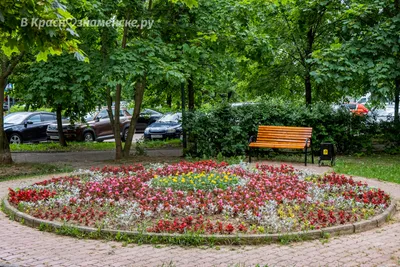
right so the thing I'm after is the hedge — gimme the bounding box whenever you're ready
[184,100,398,157]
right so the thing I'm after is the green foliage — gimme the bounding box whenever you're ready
[9,142,116,152]
[311,0,400,116]
[0,0,84,60]
[11,53,103,122]
[9,139,181,152]
[135,141,147,156]
[184,99,384,157]
[0,163,73,182]
[9,105,52,113]
[379,121,400,153]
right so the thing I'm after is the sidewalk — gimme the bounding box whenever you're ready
[0,161,399,267]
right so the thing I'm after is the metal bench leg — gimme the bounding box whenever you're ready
[311,147,314,164]
[304,146,308,166]
[249,148,252,163]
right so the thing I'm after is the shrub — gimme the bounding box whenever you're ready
[184,99,382,157]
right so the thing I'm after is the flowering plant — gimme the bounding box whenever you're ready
[150,171,244,191]
[8,160,390,235]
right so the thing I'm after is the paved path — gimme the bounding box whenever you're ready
[1,166,400,267]
[11,149,183,164]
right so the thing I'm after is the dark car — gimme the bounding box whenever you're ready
[144,113,182,140]
[4,112,57,144]
[127,108,163,133]
[47,109,132,142]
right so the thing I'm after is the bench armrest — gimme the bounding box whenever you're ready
[249,135,256,143]
[305,138,310,147]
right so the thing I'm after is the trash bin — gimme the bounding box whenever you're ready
[318,142,336,166]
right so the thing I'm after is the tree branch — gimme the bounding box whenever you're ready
[1,52,25,79]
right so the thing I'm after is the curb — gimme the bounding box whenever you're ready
[2,198,396,245]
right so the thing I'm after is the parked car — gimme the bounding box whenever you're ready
[127,108,163,133]
[144,113,182,140]
[344,103,369,115]
[4,112,57,144]
[369,105,395,122]
[46,109,132,142]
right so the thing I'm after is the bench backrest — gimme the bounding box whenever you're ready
[256,126,312,143]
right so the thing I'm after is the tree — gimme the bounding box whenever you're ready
[11,53,103,146]
[95,0,199,160]
[224,0,346,105]
[0,0,83,163]
[312,0,400,121]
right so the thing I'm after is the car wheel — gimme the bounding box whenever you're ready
[122,128,129,142]
[9,133,23,144]
[83,132,95,142]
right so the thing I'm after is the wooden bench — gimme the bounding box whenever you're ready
[248,126,314,166]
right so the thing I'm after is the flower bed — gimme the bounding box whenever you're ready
[8,160,391,235]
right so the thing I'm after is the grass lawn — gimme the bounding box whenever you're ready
[10,139,182,152]
[0,163,73,182]
[256,152,400,184]
[333,154,400,184]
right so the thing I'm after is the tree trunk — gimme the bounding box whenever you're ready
[113,84,123,160]
[305,28,314,106]
[56,106,67,147]
[188,76,194,111]
[111,13,130,160]
[167,93,172,108]
[0,52,23,164]
[305,73,312,106]
[0,76,12,164]
[123,77,146,157]
[395,77,400,123]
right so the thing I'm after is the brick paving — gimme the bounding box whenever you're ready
[1,167,400,267]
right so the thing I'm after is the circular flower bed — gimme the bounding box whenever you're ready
[8,160,391,235]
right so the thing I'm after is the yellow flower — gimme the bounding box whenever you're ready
[181,178,186,183]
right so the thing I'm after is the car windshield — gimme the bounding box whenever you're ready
[158,113,181,123]
[127,108,158,115]
[84,112,95,121]
[4,113,27,124]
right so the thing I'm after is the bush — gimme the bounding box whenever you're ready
[379,120,400,154]
[184,99,382,157]
[9,104,52,113]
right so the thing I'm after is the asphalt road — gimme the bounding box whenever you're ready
[12,148,183,163]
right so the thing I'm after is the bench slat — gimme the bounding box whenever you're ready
[258,126,312,130]
[257,134,311,139]
[249,143,306,149]
[256,138,310,144]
